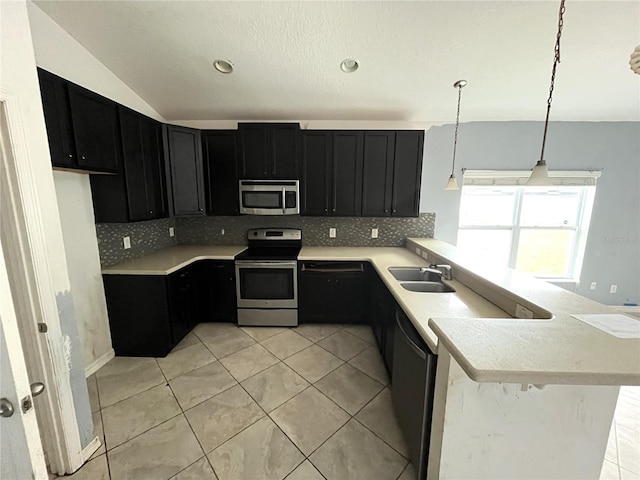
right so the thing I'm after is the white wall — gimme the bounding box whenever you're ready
[27,2,167,372]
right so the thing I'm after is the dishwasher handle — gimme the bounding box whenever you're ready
[396,310,426,360]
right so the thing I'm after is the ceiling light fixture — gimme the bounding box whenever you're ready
[445,79,467,191]
[213,60,233,74]
[527,0,566,186]
[340,59,359,73]
[630,45,640,75]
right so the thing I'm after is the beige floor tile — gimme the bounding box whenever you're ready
[171,332,202,352]
[317,330,369,361]
[617,423,640,474]
[87,375,100,413]
[261,330,313,360]
[310,419,407,480]
[294,324,340,343]
[102,383,181,450]
[241,326,288,342]
[286,460,324,480]
[355,388,409,458]
[208,416,304,480]
[620,466,639,480]
[348,346,390,386]
[108,416,203,480]
[169,361,237,410]
[185,384,264,453]
[606,423,619,464]
[284,345,343,383]
[616,394,640,433]
[89,410,105,460]
[200,328,256,359]
[219,343,279,382]
[157,343,216,381]
[65,454,109,480]
[192,322,237,340]
[621,386,640,402]
[600,460,620,480]
[171,456,218,480]
[270,387,350,456]
[398,462,417,480]
[241,363,309,412]
[315,364,384,415]
[340,324,377,345]
[96,357,165,408]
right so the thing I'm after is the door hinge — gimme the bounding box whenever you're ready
[37,323,48,333]
[21,396,33,413]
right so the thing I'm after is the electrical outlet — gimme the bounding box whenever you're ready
[371,228,378,239]
[415,247,421,255]
[329,228,336,238]
[123,236,131,249]
[221,229,225,235]
[515,304,534,319]
[590,282,597,290]
[169,227,175,237]
[422,251,429,260]
[610,284,618,294]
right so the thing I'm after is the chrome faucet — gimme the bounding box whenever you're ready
[429,264,453,281]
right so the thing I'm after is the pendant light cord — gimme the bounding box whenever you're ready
[451,83,463,176]
[539,0,566,163]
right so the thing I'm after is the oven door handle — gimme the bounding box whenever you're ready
[282,187,286,214]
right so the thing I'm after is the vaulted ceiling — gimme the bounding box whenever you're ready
[34,1,640,122]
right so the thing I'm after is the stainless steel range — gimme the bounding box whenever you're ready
[234,228,302,326]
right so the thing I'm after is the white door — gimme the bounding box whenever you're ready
[0,237,48,480]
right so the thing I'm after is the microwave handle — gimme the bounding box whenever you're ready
[282,187,286,214]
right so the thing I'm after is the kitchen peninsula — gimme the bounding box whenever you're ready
[102,238,640,479]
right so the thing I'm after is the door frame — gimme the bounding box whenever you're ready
[1,88,84,474]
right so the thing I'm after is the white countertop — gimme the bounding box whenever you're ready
[102,245,246,275]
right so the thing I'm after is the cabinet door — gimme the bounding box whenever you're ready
[271,124,300,178]
[68,85,120,173]
[362,132,395,216]
[168,267,198,345]
[140,117,168,219]
[334,271,368,324]
[210,262,237,322]
[37,68,77,169]
[332,131,364,216]
[391,131,424,217]
[301,131,332,215]
[202,131,239,215]
[119,108,150,220]
[166,125,205,216]
[299,271,333,323]
[238,124,269,178]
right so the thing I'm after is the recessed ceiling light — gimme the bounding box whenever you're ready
[340,59,359,73]
[213,60,233,74]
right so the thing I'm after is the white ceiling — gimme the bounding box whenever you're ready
[34,1,640,123]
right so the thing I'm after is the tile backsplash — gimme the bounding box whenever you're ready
[96,218,177,267]
[176,213,435,247]
[96,214,435,267]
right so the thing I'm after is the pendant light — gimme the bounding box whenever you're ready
[445,79,467,191]
[527,0,566,186]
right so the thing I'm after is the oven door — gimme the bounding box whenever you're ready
[235,261,298,309]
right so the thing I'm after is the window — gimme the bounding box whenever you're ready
[456,170,599,281]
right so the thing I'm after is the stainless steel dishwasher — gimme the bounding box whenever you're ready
[392,309,437,480]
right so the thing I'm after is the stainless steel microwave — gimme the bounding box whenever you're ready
[239,180,300,215]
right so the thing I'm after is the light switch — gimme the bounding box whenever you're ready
[371,228,378,239]
[169,227,175,237]
[329,228,336,238]
[610,284,618,294]
[123,236,131,249]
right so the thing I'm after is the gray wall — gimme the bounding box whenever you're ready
[420,121,640,306]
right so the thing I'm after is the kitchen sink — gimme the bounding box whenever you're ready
[388,267,444,282]
[400,281,456,293]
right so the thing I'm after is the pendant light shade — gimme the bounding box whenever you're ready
[526,0,566,186]
[445,79,467,191]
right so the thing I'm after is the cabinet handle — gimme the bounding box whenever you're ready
[384,209,389,213]
[392,209,396,213]
[324,208,328,212]
[81,156,86,160]
[149,210,153,214]
[332,208,336,212]
[68,154,74,159]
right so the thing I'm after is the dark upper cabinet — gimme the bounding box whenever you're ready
[238,123,300,179]
[362,130,424,217]
[301,131,332,215]
[165,125,206,216]
[202,131,239,215]
[37,68,120,173]
[90,107,167,223]
[301,131,364,216]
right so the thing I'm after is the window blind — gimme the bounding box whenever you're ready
[462,169,602,186]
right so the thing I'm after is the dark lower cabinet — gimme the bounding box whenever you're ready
[370,270,397,376]
[299,262,368,324]
[103,264,203,357]
[198,261,237,322]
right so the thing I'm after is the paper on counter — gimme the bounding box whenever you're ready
[571,314,640,339]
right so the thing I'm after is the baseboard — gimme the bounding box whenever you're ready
[84,348,114,378]
[82,436,101,462]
